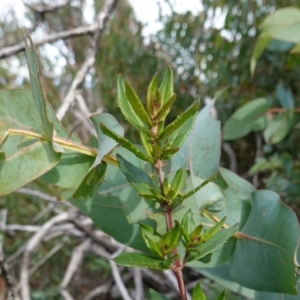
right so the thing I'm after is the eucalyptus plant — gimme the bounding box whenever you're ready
[0,37,299,299]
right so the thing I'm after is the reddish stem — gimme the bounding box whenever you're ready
[154,160,187,300]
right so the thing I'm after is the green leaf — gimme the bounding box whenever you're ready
[158,221,181,254]
[215,291,226,300]
[180,172,217,202]
[167,113,197,151]
[196,265,255,299]
[101,123,153,163]
[260,7,300,43]
[171,102,220,179]
[117,75,144,129]
[187,225,238,262]
[0,139,61,196]
[90,113,124,166]
[159,100,200,140]
[0,122,8,146]
[73,163,107,200]
[263,112,300,144]
[140,223,163,257]
[168,168,184,199]
[276,82,295,109]
[147,73,158,115]
[24,35,54,143]
[125,81,152,127]
[41,152,94,189]
[192,283,206,300]
[223,98,270,140]
[181,210,195,243]
[113,252,171,270]
[201,217,226,242]
[71,185,148,252]
[154,93,177,122]
[159,67,173,105]
[148,289,171,300]
[72,114,123,199]
[229,190,299,294]
[291,41,300,53]
[117,154,157,194]
[255,281,300,300]
[250,33,272,75]
[190,224,203,243]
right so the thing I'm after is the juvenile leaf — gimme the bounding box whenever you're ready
[187,225,238,262]
[181,172,217,201]
[163,178,169,195]
[25,36,54,142]
[160,100,200,140]
[138,126,153,157]
[91,113,124,166]
[215,291,226,300]
[159,67,173,105]
[140,224,160,246]
[201,217,226,242]
[145,235,164,258]
[117,154,157,194]
[154,93,177,121]
[181,210,195,243]
[147,73,158,114]
[158,221,181,254]
[192,283,206,300]
[161,146,179,159]
[125,81,152,127]
[101,123,153,163]
[168,168,184,199]
[164,114,196,156]
[190,224,203,243]
[113,252,171,270]
[117,76,144,129]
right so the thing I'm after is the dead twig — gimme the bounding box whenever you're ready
[56,0,118,120]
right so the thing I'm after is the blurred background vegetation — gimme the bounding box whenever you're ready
[1,0,300,299]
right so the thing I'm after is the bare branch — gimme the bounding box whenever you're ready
[0,24,97,59]
[16,188,73,208]
[56,0,118,120]
[83,280,113,300]
[29,236,68,276]
[222,142,238,173]
[20,212,70,300]
[24,0,70,14]
[110,247,132,300]
[68,217,118,253]
[133,268,144,300]
[60,239,91,289]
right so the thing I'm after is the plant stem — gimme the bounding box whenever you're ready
[154,160,187,300]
